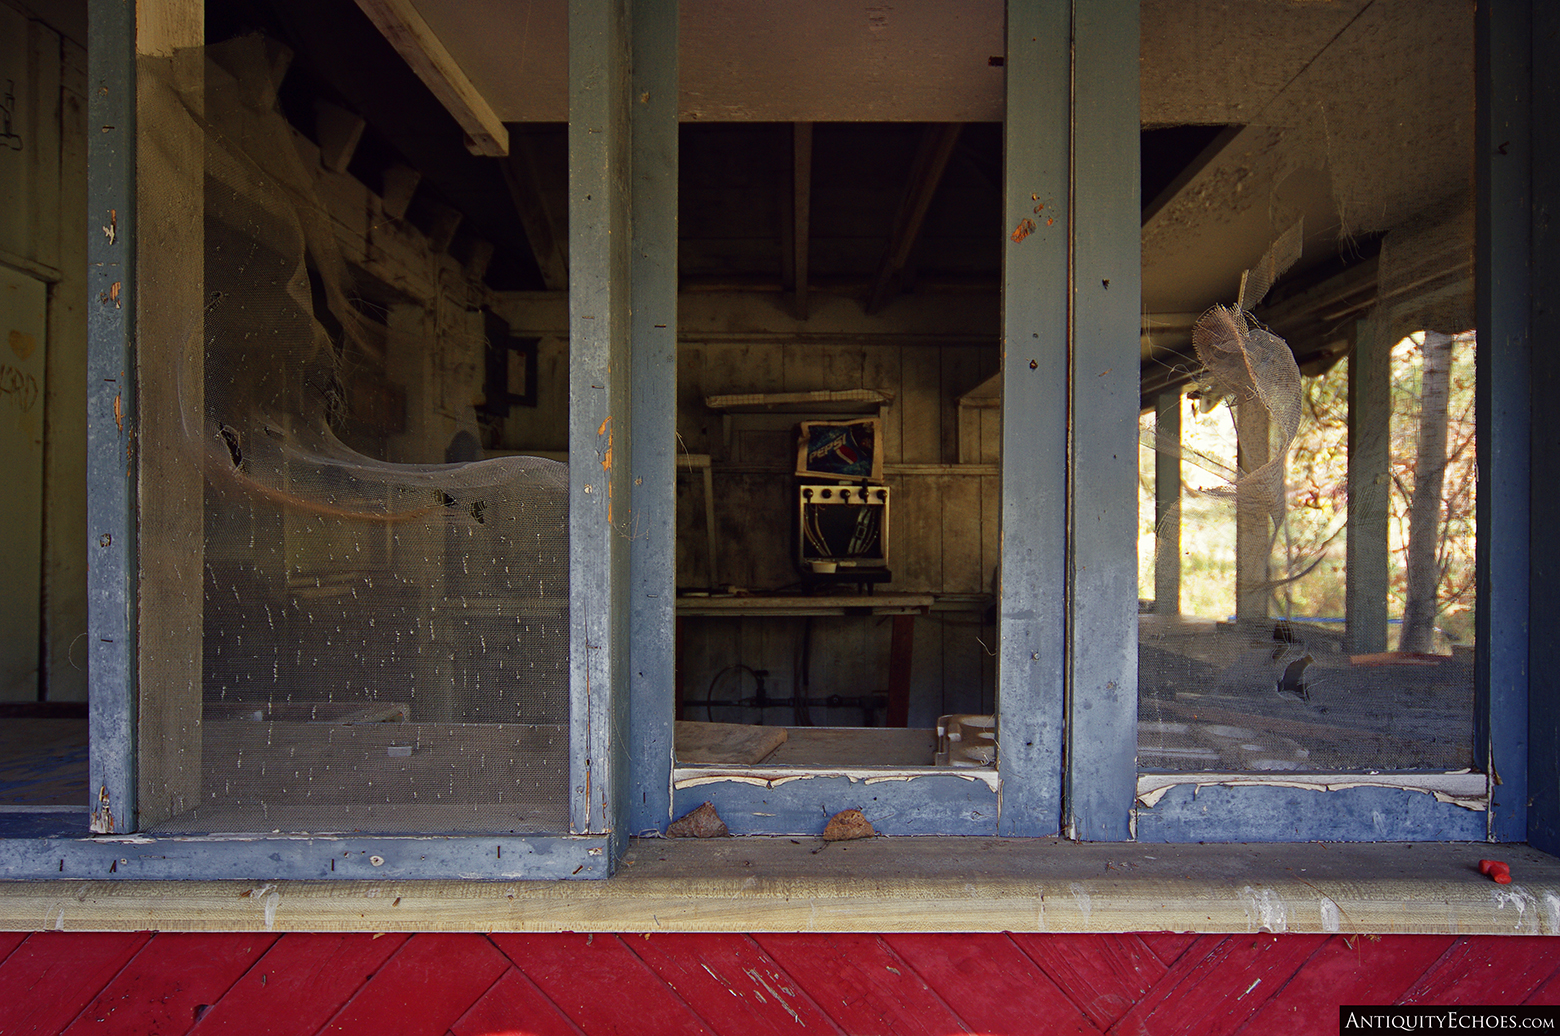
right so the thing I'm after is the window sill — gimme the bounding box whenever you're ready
[1,838,1556,935]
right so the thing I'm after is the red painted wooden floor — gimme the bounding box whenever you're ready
[0,932,1556,1035]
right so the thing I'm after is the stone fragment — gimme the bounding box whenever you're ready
[822,808,875,841]
[667,801,730,838]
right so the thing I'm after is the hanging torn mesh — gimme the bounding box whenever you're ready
[142,38,570,834]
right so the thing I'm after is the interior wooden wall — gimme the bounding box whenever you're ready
[497,313,1003,729]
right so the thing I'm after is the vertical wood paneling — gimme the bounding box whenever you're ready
[900,347,942,464]
[863,345,904,463]
[941,476,983,592]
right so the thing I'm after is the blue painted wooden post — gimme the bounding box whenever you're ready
[1477,0,1533,846]
[569,0,634,853]
[628,0,679,836]
[997,0,1070,838]
[1065,0,1140,842]
[86,0,137,834]
[1532,0,1560,850]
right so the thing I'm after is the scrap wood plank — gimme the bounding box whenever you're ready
[1008,932,1169,1032]
[59,932,275,1036]
[1110,933,1328,1036]
[1239,935,1460,1034]
[674,720,787,765]
[751,933,972,1036]
[882,933,1098,1036]
[628,933,843,1036]
[184,932,409,1035]
[318,934,509,1034]
[490,934,716,1036]
[449,967,586,1036]
[1400,936,1560,1005]
[0,932,151,1034]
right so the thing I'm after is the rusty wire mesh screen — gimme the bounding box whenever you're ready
[141,39,569,834]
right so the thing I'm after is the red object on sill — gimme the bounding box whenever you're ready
[1479,858,1513,884]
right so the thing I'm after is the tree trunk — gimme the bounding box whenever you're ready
[1400,332,1453,652]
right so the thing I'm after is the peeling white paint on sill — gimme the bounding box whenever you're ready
[1135,770,1488,810]
[673,766,1000,791]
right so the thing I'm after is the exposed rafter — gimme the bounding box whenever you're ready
[866,123,963,314]
[353,0,509,156]
[501,132,569,291]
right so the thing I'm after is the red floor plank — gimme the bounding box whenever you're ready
[1525,959,1560,1006]
[1112,933,1329,1036]
[316,933,509,1035]
[0,931,27,965]
[1008,933,1168,1031]
[752,933,974,1036]
[1135,933,1204,968]
[627,933,846,1036]
[187,933,410,1036]
[1237,936,1459,1036]
[448,967,587,1036]
[0,932,152,1035]
[490,934,716,1036]
[1401,936,1560,1006]
[884,933,1100,1036]
[60,932,276,1036]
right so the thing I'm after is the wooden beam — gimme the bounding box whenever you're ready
[792,122,813,321]
[1346,318,1390,654]
[313,99,366,173]
[1140,125,1243,229]
[1153,390,1181,615]
[131,0,206,830]
[866,123,963,315]
[380,163,421,220]
[501,133,569,291]
[423,200,463,254]
[353,0,509,157]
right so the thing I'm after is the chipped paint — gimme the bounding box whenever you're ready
[1241,885,1289,933]
[1135,771,1488,811]
[1068,882,1092,922]
[1493,885,1540,932]
[673,767,1000,791]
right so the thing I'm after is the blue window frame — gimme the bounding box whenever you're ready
[2,0,1553,883]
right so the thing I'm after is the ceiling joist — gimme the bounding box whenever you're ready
[353,0,509,157]
[866,122,963,314]
[502,134,569,291]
